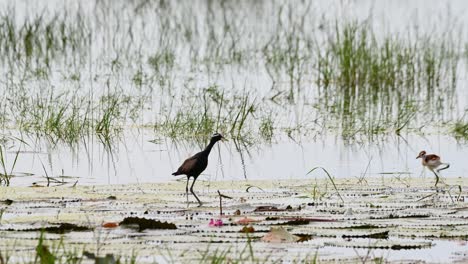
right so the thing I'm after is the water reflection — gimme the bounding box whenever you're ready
[2,130,466,186]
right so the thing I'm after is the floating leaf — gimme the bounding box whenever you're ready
[261,227,300,243]
[240,226,255,233]
[1,199,13,205]
[236,217,261,225]
[254,206,280,212]
[119,217,176,231]
[102,222,119,228]
[342,231,389,239]
[7,223,91,234]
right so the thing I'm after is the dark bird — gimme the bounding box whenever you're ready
[172,133,226,207]
[416,150,450,186]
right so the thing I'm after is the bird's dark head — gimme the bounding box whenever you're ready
[211,132,226,142]
[416,150,426,159]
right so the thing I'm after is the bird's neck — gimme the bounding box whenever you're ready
[202,140,217,155]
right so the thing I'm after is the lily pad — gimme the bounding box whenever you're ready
[261,227,300,243]
[342,231,389,239]
[7,223,92,234]
[119,217,177,231]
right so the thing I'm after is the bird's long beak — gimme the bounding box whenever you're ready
[416,155,421,159]
[221,136,228,142]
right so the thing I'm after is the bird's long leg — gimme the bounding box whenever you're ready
[437,163,450,172]
[190,177,203,207]
[186,177,190,206]
[430,169,440,187]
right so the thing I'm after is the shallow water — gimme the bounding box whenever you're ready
[4,131,467,186]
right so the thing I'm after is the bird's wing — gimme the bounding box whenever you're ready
[174,156,199,175]
[424,154,442,167]
[425,154,440,162]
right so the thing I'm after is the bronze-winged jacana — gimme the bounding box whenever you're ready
[172,133,225,207]
[416,150,450,186]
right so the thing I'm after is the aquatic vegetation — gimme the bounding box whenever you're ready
[314,22,459,140]
[0,141,22,186]
[0,0,464,145]
[307,167,344,203]
[0,10,89,66]
[9,91,131,146]
[148,50,175,74]
[451,120,468,141]
[1,178,467,262]
[120,217,177,231]
[258,114,275,142]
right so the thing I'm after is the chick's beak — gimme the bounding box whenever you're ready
[416,155,420,159]
[221,136,228,142]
